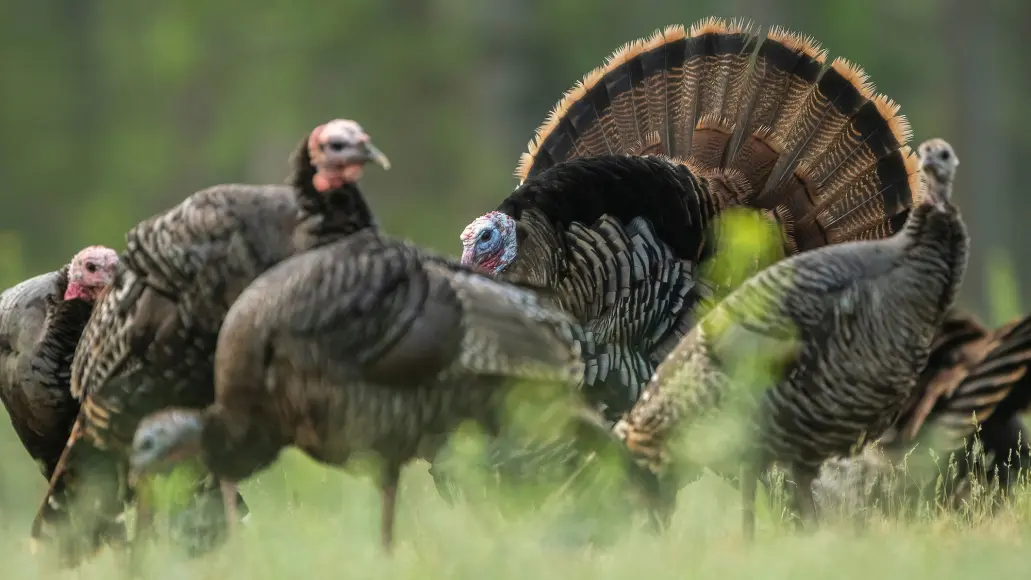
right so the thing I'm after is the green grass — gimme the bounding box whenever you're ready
[2,441,1031,580]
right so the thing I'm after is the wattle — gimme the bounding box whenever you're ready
[63,284,92,302]
[479,251,505,273]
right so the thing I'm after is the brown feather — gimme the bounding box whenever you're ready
[515,19,918,254]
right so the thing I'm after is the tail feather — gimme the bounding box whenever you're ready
[665,25,700,159]
[691,23,762,168]
[812,150,913,244]
[515,18,917,254]
[940,316,1031,426]
[932,312,988,354]
[638,29,673,155]
[756,26,828,153]
[603,40,647,155]
[722,27,823,179]
[897,313,1031,451]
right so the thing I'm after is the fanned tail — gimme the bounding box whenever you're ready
[515,18,919,253]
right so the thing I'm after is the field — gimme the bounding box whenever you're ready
[1,435,1029,580]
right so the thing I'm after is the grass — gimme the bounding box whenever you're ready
[1,435,1031,580]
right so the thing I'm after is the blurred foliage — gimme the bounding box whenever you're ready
[699,208,787,310]
[681,210,799,475]
[985,247,1023,326]
[2,0,1031,544]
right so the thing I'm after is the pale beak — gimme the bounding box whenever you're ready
[127,453,152,488]
[318,138,391,172]
[363,141,391,171]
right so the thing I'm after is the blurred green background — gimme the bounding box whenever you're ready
[1,0,1028,546]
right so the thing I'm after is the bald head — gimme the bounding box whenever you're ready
[459,211,518,273]
[306,119,391,192]
[917,138,959,208]
[64,245,118,302]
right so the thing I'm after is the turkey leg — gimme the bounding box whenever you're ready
[380,461,402,553]
[221,479,239,536]
[741,462,761,541]
[791,466,819,531]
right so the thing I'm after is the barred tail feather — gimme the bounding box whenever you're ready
[896,313,1031,453]
[515,18,918,253]
[935,316,1031,437]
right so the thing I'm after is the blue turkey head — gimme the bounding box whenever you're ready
[460,211,517,273]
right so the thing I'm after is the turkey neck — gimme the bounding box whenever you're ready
[55,265,71,297]
[292,164,379,252]
[897,199,969,316]
[502,210,564,287]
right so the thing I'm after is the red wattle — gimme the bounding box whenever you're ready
[63,284,91,302]
[313,172,335,192]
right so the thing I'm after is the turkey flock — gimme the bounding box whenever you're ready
[1,17,1029,567]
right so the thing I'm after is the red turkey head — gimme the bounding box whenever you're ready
[307,119,391,192]
[64,245,118,302]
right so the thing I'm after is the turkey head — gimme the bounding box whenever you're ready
[63,245,118,301]
[307,119,391,192]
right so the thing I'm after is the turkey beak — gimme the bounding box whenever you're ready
[127,450,155,488]
[319,138,391,171]
[362,141,391,171]
[919,158,944,184]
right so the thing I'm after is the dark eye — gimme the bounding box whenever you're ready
[137,434,155,453]
[478,229,494,243]
[326,139,346,153]
[939,149,950,161]
[85,262,97,273]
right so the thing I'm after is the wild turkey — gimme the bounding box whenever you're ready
[1,246,117,481]
[460,19,919,422]
[29,122,390,565]
[613,138,969,538]
[125,118,626,553]
[815,309,1031,511]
